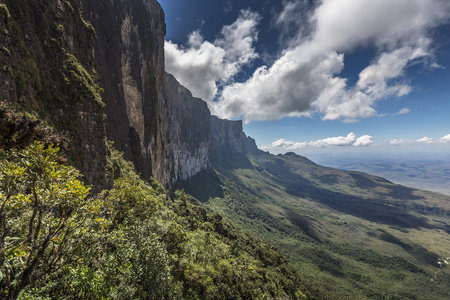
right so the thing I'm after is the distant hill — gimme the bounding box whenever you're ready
[178,151,450,299]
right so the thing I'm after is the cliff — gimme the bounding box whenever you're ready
[1,0,260,189]
[166,72,262,180]
[81,0,170,186]
[210,115,245,160]
[165,72,210,182]
[0,0,106,189]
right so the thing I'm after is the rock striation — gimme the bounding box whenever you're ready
[209,116,245,160]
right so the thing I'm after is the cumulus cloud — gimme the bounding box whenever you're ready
[211,0,450,122]
[165,9,260,101]
[354,135,375,146]
[310,133,357,147]
[439,134,450,143]
[262,133,374,151]
[417,137,434,143]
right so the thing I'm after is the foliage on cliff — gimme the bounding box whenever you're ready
[0,142,310,299]
[0,0,106,189]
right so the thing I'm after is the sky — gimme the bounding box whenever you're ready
[159,0,450,162]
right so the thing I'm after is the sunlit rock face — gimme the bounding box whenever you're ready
[165,73,211,182]
[81,0,256,188]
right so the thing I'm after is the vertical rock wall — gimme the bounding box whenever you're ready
[81,0,170,186]
[165,73,210,182]
[81,0,253,187]
[209,115,245,160]
[1,0,260,189]
[0,0,106,189]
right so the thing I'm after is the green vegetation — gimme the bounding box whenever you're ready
[0,143,91,299]
[178,153,450,299]
[0,0,105,184]
[3,1,449,298]
[0,143,310,299]
[63,53,105,109]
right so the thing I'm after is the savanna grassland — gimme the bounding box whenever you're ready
[178,152,450,299]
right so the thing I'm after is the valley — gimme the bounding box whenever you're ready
[178,151,450,299]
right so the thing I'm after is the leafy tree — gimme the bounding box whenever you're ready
[0,143,92,299]
[1,142,310,299]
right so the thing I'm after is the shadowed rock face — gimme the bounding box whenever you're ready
[210,115,245,160]
[81,0,170,186]
[0,0,106,190]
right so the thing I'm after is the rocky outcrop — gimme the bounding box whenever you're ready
[81,0,170,186]
[209,116,245,160]
[244,135,265,156]
[0,0,106,189]
[165,73,210,182]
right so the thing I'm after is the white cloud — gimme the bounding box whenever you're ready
[439,134,450,143]
[271,138,294,148]
[311,0,449,51]
[394,108,411,115]
[388,135,450,145]
[211,0,450,122]
[275,0,314,46]
[390,139,406,145]
[262,132,374,151]
[354,135,375,146]
[310,133,357,148]
[165,10,260,101]
[417,137,434,143]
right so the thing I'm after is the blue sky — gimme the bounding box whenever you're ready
[160,0,450,161]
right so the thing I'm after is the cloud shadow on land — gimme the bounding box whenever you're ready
[259,158,432,229]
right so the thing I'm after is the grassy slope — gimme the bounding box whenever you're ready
[178,152,450,299]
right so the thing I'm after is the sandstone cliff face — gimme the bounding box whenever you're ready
[209,116,245,160]
[81,0,252,186]
[81,0,170,186]
[165,73,210,182]
[1,0,259,189]
[0,0,106,189]
[244,135,265,156]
